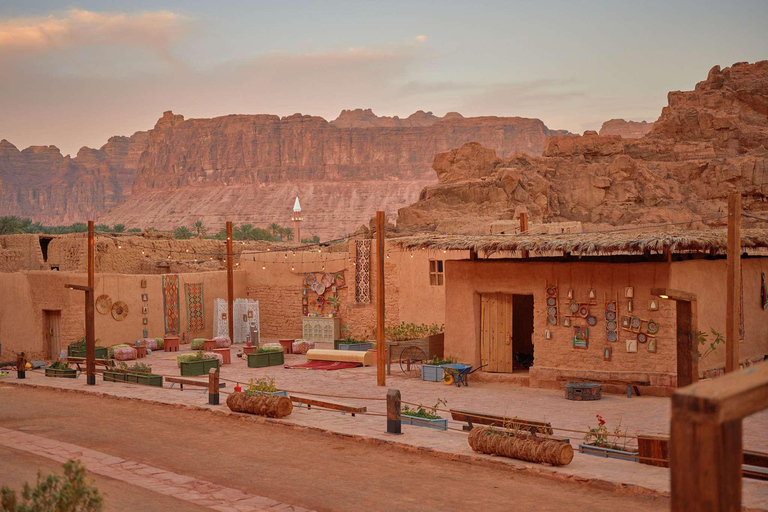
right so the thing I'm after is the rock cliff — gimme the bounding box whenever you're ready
[599,119,654,138]
[397,61,768,234]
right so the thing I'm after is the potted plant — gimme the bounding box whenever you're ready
[247,346,285,368]
[335,325,373,351]
[103,362,163,387]
[45,361,77,378]
[401,399,448,430]
[385,322,445,359]
[177,351,220,376]
[67,337,108,359]
[244,376,287,397]
[578,414,638,461]
[421,355,457,382]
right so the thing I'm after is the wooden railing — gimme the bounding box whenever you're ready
[671,360,768,511]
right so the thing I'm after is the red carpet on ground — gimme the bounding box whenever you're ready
[285,360,362,371]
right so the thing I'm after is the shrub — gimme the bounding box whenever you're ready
[384,322,444,341]
[402,399,447,420]
[257,346,283,353]
[176,351,214,367]
[49,361,71,371]
[1,460,103,511]
[245,377,278,395]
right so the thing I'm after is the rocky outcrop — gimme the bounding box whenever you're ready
[398,61,768,234]
[599,119,654,138]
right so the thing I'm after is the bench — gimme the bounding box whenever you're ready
[557,376,650,398]
[166,376,226,394]
[66,357,114,373]
[290,395,367,417]
[450,409,554,435]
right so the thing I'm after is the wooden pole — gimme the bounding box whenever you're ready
[86,220,95,385]
[386,389,401,434]
[226,221,234,344]
[376,211,386,387]
[726,193,741,373]
[519,212,529,258]
[208,367,220,405]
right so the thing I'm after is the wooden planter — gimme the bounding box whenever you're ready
[402,414,448,431]
[247,351,285,368]
[179,358,220,376]
[421,364,446,382]
[103,371,163,387]
[68,346,108,359]
[45,368,77,378]
[578,444,639,462]
[338,342,373,352]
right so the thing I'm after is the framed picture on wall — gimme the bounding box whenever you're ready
[142,318,148,325]
[141,293,148,302]
[247,311,254,318]
[621,316,630,328]
[626,339,638,353]
[648,339,657,353]
[141,279,147,288]
[649,299,659,311]
[603,347,612,361]
[142,306,148,314]
[142,329,148,338]
[625,287,634,298]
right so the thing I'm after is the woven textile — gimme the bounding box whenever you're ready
[185,282,205,332]
[355,239,371,303]
[162,274,180,335]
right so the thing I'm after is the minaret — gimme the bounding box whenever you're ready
[291,196,302,243]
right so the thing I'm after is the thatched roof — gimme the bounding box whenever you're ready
[395,229,768,257]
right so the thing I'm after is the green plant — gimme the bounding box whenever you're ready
[176,351,213,367]
[49,361,71,371]
[154,338,165,350]
[1,459,103,511]
[245,377,278,395]
[114,362,153,375]
[257,346,283,353]
[327,296,341,309]
[697,328,725,362]
[384,322,444,341]
[427,355,456,366]
[402,398,447,420]
[583,414,629,450]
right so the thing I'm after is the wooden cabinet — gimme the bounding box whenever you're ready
[302,317,340,348]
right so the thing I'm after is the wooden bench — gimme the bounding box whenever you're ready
[557,376,650,398]
[66,357,114,373]
[290,394,367,417]
[166,376,226,394]
[450,409,554,434]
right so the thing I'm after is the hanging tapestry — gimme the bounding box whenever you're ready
[162,274,180,334]
[185,282,205,332]
[355,240,371,304]
[762,273,768,310]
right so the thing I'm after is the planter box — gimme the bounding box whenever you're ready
[45,368,77,378]
[250,390,288,397]
[179,358,220,376]
[421,364,446,382]
[247,351,285,368]
[338,342,373,352]
[578,444,639,462]
[68,346,108,359]
[103,371,163,387]
[402,414,448,430]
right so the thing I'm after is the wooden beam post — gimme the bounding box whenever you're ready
[226,221,234,344]
[376,211,386,387]
[519,212,529,258]
[386,389,401,434]
[208,367,220,405]
[86,220,95,385]
[726,192,741,373]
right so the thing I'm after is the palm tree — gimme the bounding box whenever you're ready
[174,226,192,239]
[0,216,21,234]
[112,224,125,233]
[236,223,255,241]
[269,223,280,239]
[194,220,206,237]
[283,227,294,241]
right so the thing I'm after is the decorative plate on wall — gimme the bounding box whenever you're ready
[568,301,580,314]
[606,320,617,331]
[646,320,659,334]
[547,315,557,326]
[586,315,597,326]
[605,310,617,321]
[630,316,642,329]
[305,273,316,285]
[637,333,648,344]
[321,273,333,287]
[547,306,557,316]
[606,302,616,312]
[606,330,618,342]
[546,297,557,306]
[111,301,129,321]
[578,305,589,318]
[546,287,557,297]
[95,295,112,315]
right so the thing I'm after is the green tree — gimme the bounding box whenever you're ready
[69,223,88,233]
[301,235,320,243]
[112,224,125,233]
[174,226,192,239]
[193,220,206,237]
[234,223,255,241]
[283,227,294,241]
[269,223,280,239]
[127,228,141,233]
[0,216,22,234]
[1,459,103,511]
[94,224,111,232]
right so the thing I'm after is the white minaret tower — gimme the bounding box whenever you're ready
[291,196,302,243]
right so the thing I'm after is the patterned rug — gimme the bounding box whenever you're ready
[355,239,371,304]
[185,282,205,332]
[162,274,180,334]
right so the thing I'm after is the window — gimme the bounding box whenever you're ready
[429,260,444,286]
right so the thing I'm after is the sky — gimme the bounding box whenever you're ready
[1,0,766,156]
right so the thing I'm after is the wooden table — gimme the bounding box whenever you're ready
[135,346,147,358]
[164,337,180,352]
[203,339,217,352]
[279,339,294,354]
[212,348,231,365]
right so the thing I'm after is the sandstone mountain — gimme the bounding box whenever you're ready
[598,119,654,138]
[397,61,768,234]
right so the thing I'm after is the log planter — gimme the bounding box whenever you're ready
[402,414,448,431]
[226,391,293,418]
[68,346,108,359]
[247,351,285,368]
[103,371,164,387]
[45,368,77,379]
[179,358,220,377]
[469,426,574,466]
[578,444,639,462]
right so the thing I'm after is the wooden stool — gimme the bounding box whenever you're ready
[279,339,294,354]
[213,348,231,365]
[135,345,147,358]
[203,339,217,352]
[164,337,180,352]
[243,346,258,355]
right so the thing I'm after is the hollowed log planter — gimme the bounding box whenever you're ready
[45,368,77,378]
[180,358,220,376]
[103,371,163,387]
[402,414,448,430]
[247,351,285,368]
[226,391,293,418]
[468,426,574,466]
[578,444,639,462]
[68,346,108,359]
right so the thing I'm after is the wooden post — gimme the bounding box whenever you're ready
[519,212,529,258]
[208,367,220,405]
[376,211,386,387]
[86,220,95,385]
[726,192,741,373]
[16,352,26,379]
[386,389,401,434]
[226,221,234,344]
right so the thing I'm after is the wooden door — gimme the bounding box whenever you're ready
[481,293,513,373]
[44,310,61,359]
[676,301,696,387]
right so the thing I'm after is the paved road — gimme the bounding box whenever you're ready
[0,385,668,511]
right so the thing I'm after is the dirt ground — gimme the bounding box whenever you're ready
[0,385,669,511]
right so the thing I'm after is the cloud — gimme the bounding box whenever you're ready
[0,9,189,60]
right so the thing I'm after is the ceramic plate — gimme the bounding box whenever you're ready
[606,320,617,331]
[586,315,597,326]
[547,306,557,316]
[578,305,589,318]
[637,333,648,344]
[547,297,557,306]
[547,315,557,326]
[547,287,557,297]
[606,302,616,312]
[568,301,580,314]
[630,316,642,329]
[305,273,316,285]
[606,330,618,342]
[321,273,333,287]
[647,320,659,334]
[605,310,617,321]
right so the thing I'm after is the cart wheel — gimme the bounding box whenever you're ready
[399,346,426,378]
[442,373,455,386]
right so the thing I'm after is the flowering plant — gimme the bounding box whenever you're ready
[583,414,629,450]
